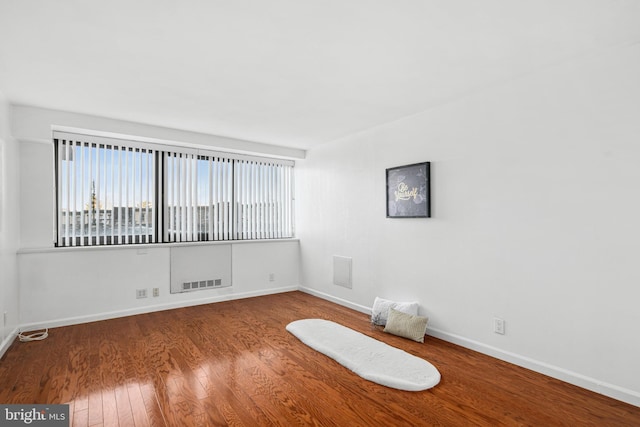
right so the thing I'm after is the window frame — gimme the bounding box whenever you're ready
[53,131,295,247]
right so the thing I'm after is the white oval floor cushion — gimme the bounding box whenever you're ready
[286,319,440,391]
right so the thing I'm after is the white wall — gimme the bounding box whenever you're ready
[0,91,20,354]
[15,107,300,328]
[18,240,299,327]
[296,43,640,406]
[12,105,305,159]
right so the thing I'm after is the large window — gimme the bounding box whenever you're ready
[54,131,294,247]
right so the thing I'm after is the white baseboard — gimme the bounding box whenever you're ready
[19,286,299,331]
[426,327,640,408]
[300,287,640,408]
[0,326,19,359]
[298,286,371,315]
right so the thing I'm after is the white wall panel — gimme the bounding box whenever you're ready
[0,93,20,354]
[170,244,232,293]
[232,241,300,291]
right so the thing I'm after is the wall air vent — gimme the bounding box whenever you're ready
[170,245,232,294]
[179,278,227,293]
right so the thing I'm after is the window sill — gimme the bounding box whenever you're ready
[17,238,300,255]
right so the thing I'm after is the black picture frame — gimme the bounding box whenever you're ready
[386,162,431,218]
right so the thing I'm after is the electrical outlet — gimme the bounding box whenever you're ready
[153,288,160,297]
[269,273,275,282]
[494,317,505,335]
[2,312,6,327]
[136,289,148,299]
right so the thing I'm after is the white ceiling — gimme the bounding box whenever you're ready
[1,1,639,150]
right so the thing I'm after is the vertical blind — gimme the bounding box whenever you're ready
[234,158,294,240]
[55,135,156,246]
[54,131,295,247]
[163,151,235,242]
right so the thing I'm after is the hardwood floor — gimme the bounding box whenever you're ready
[1,291,638,426]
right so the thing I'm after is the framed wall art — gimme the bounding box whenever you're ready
[386,162,430,218]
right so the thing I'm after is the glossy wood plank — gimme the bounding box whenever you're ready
[1,291,639,426]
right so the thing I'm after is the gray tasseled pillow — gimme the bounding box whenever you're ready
[383,308,428,343]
